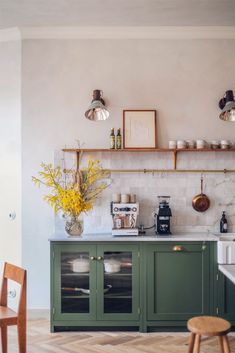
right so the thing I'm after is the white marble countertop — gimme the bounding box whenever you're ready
[49,231,219,242]
[219,264,235,285]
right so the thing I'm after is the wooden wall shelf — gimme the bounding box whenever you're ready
[62,148,235,173]
[63,148,235,153]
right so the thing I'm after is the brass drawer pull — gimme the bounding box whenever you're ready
[173,245,184,252]
[97,256,103,261]
[90,256,96,260]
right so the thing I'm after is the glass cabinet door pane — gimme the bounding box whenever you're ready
[103,251,132,313]
[61,252,90,314]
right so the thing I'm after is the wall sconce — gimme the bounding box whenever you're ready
[85,89,109,121]
[219,90,235,121]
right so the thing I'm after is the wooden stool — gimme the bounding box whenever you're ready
[187,316,231,353]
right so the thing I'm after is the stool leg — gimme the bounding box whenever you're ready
[222,336,230,353]
[188,333,196,353]
[219,336,225,353]
[194,334,201,353]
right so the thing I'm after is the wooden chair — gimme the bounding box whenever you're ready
[0,263,27,353]
[187,316,231,353]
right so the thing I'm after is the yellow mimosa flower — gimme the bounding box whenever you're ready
[32,159,108,218]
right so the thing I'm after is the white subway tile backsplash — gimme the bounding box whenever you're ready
[55,151,235,234]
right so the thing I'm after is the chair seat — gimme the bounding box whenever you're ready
[0,305,17,325]
[187,316,231,337]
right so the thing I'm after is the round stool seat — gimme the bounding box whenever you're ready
[187,316,231,337]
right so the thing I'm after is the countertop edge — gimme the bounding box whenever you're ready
[49,232,219,242]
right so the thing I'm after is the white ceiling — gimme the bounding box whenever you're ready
[0,0,235,28]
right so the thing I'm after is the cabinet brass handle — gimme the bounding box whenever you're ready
[173,245,184,252]
[90,256,96,260]
[97,256,103,261]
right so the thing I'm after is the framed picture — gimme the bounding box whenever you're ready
[123,110,157,149]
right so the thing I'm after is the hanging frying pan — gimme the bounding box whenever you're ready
[192,176,210,212]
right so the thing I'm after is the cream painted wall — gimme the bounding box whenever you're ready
[0,40,21,265]
[22,38,235,308]
[0,39,21,309]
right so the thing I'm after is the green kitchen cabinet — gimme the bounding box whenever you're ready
[51,242,140,331]
[145,242,210,324]
[51,240,235,332]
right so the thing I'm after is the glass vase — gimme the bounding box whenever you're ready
[65,215,84,236]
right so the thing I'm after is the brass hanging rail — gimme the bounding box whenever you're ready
[104,169,235,173]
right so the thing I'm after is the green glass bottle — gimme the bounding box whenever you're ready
[110,128,115,149]
[116,128,122,149]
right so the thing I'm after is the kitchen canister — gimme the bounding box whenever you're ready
[121,194,130,203]
[112,193,121,203]
[130,194,136,203]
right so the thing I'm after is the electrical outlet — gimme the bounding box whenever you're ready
[8,289,16,298]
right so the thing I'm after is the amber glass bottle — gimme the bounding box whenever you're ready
[110,128,115,149]
[116,128,122,149]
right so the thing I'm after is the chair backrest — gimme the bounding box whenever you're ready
[0,262,27,316]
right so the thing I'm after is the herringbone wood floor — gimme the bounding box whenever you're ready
[4,319,235,353]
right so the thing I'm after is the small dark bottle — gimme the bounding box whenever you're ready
[220,211,228,233]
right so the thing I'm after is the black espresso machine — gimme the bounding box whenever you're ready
[155,196,172,235]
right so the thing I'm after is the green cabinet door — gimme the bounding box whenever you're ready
[146,242,210,321]
[218,270,235,323]
[51,243,97,321]
[96,244,140,321]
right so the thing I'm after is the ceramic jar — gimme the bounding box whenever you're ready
[130,194,136,203]
[121,194,130,203]
[169,140,177,149]
[177,140,186,149]
[196,140,206,149]
[220,140,230,149]
[112,193,121,203]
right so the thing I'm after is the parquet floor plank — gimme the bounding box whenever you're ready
[2,319,235,353]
